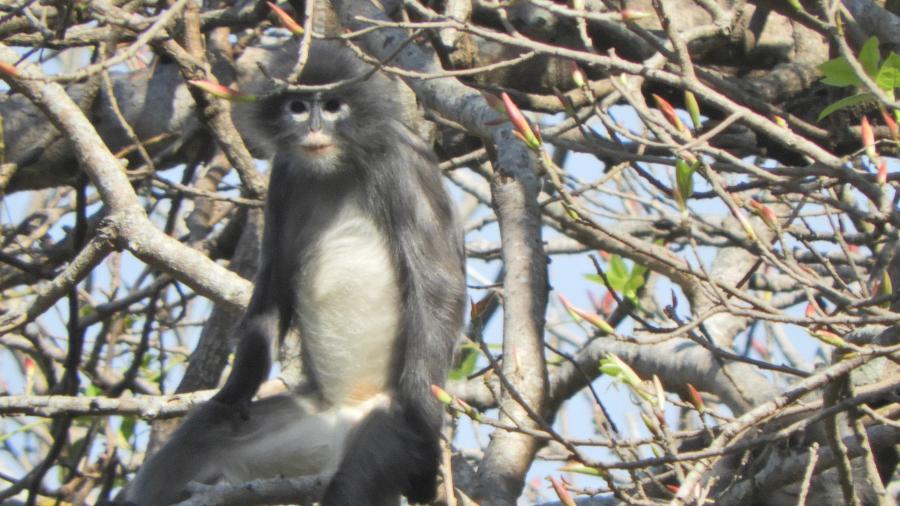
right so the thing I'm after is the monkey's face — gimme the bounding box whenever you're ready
[281,92,352,172]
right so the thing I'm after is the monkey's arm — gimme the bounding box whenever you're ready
[212,306,279,407]
[213,199,291,408]
[392,125,467,425]
[393,150,467,502]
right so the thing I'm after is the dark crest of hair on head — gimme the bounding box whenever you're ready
[290,41,371,87]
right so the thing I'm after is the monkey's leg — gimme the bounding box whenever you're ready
[125,393,361,505]
[323,405,435,506]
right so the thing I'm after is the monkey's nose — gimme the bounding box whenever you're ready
[309,107,324,132]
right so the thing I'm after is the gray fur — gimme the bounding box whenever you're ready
[125,41,465,506]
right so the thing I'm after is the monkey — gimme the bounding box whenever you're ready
[123,40,466,506]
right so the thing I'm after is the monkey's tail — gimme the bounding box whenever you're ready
[322,404,440,506]
[123,400,239,505]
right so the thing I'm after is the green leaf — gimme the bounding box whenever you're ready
[631,261,649,279]
[119,416,136,442]
[560,463,608,477]
[859,36,881,78]
[599,362,622,379]
[623,273,646,304]
[817,92,876,120]
[607,255,629,291]
[583,274,603,285]
[785,0,805,12]
[819,57,861,87]
[599,353,641,386]
[684,91,702,130]
[876,52,900,96]
[449,346,479,380]
[675,159,695,200]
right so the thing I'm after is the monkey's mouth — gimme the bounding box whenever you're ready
[300,132,336,156]
[301,143,335,156]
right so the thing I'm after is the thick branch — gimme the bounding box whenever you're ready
[0,391,213,418]
[0,44,252,310]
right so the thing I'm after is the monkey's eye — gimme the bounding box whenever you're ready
[323,98,343,113]
[286,100,308,115]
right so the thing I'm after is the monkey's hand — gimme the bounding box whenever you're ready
[209,309,276,421]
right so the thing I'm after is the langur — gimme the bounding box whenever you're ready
[125,40,465,506]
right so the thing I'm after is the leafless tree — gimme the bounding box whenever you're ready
[0,0,898,504]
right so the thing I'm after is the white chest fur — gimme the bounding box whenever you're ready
[296,205,401,405]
